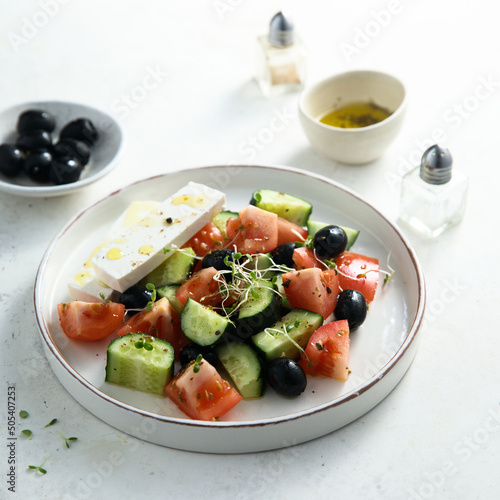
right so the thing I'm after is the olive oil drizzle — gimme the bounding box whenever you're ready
[319,101,392,129]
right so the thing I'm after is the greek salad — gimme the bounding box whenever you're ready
[57,183,383,422]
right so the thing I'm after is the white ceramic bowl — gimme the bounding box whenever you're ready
[34,165,425,454]
[0,101,124,197]
[299,70,407,164]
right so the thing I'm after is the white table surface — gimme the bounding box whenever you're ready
[1,1,499,499]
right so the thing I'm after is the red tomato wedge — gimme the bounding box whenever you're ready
[277,217,307,246]
[175,267,221,308]
[58,301,125,341]
[225,205,278,253]
[182,221,223,257]
[164,359,242,421]
[292,246,324,269]
[116,297,188,356]
[336,252,379,303]
[281,267,340,320]
[300,320,350,381]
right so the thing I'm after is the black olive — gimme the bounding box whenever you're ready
[52,138,91,166]
[313,225,347,260]
[0,144,24,177]
[179,343,219,368]
[60,118,99,146]
[201,249,235,274]
[334,289,367,330]
[266,357,307,397]
[24,150,53,182]
[117,285,152,315]
[17,109,56,134]
[49,156,82,185]
[17,129,52,152]
[270,242,296,268]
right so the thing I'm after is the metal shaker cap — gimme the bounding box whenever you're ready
[420,145,453,184]
[268,11,295,47]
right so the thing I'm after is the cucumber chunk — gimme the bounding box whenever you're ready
[252,309,323,361]
[181,298,229,346]
[307,220,360,251]
[234,279,281,340]
[212,210,238,237]
[250,189,312,226]
[105,333,174,396]
[140,247,196,287]
[156,284,183,314]
[216,342,264,399]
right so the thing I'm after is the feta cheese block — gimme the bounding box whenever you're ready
[91,182,226,293]
[68,201,160,301]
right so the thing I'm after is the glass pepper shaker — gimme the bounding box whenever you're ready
[399,145,469,238]
[256,11,307,97]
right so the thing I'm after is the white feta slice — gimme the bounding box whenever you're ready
[91,182,226,293]
[68,201,160,302]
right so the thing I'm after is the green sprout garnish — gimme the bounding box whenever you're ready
[145,283,157,312]
[193,354,203,373]
[134,341,144,349]
[57,432,78,449]
[44,418,57,428]
[143,342,153,351]
[28,457,48,474]
[19,410,29,419]
[21,429,32,439]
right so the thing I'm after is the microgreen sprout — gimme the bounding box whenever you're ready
[134,341,144,349]
[19,410,29,419]
[193,354,203,373]
[44,418,57,428]
[209,251,295,322]
[98,292,111,303]
[145,283,157,312]
[382,253,396,286]
[21,429,32,439]
[57,432,78,449]
[28,457,48,475]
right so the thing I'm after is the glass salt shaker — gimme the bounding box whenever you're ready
[256,11,307,97]
[399,145,468,238]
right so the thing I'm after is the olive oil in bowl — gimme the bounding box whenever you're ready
[319,101,392,129]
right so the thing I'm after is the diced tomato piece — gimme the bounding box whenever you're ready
[175,267,221,308]
[300,320,350,381]
[292,246,324,269]
[281,267,340,320]
[164,359,242,421]
[116,297,188,356]
[57,301,125,341]
[336,252,379,303]
[182,221,223,257]
[277,217,307,246]
[225,205,278,253]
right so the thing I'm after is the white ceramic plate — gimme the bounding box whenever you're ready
[34,165,425,453]
[0,101,123,197]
